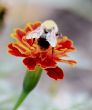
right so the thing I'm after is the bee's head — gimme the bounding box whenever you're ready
[42,20,58,34]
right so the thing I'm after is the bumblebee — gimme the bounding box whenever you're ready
[26,20,61,52]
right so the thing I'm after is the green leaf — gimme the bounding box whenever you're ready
[13,66,42,110]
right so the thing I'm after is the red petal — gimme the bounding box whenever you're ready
[57,38,75,50]
[23,57,36,70]
[16,29,25,39]
[40,56,56,68]
[26,39,33,46]
[45,66,64,80]
[31,22,41,30]
[8,43,27,57]
[25,26,32,33]
[62,40,73,48]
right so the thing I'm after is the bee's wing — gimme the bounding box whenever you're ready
[26,26,43,39]
[46,30,57,47]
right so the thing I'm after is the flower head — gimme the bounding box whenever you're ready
[8,21,77,80]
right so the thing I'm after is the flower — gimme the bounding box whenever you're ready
[8,21,77,80]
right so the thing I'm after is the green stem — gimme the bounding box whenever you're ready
[13,91,27,110]
[12,66,42,110]
[23,66,42,92]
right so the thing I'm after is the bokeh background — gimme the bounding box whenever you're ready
[0,0,92,110]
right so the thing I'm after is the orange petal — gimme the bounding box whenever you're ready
[24,25,33,33]
[8,43,27,57]
[16,29,25,39]
[57,36,76,50]
[31,22,41,30]
[59,59,77,65]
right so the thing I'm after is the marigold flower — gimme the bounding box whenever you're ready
[8,21,77,80]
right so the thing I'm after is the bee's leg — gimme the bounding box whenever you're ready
[31,38,35,45]
[52,47,54,55]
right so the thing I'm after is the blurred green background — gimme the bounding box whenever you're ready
[0,0,92,110]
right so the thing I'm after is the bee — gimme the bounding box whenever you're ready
[26,20,61,53]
